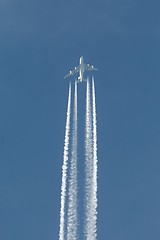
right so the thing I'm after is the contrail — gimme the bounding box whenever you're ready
[91,76,98,240]
[67,81,78,240]
[85,78,94,239]
[59,83,72,240]
[59,75,98,240]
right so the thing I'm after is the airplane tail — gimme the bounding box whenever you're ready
[76,78,87,83]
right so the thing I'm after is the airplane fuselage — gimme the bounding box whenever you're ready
[78,56,85,82]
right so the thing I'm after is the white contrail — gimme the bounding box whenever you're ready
[59,83,72,240]
[91,76,98,240]
[67,81,78,240]
[85,78,94,239]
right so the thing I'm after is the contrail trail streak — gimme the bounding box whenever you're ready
[59,75,98,240]
[67,81,78,240]
[59,83,72,240]
[91,76,98,240]
[85,78,94,239]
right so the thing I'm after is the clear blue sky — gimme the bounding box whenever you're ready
[0,0,160,239]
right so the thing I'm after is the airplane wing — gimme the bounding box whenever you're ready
[84,64,98,71]
[64,66,80,78]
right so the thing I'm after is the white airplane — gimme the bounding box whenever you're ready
[64,56,98,82]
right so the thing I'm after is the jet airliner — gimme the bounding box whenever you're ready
[64,56,98,82]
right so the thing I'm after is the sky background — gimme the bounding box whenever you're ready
[0,0,160,239]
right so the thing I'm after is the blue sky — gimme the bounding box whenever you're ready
[0,0,160,239]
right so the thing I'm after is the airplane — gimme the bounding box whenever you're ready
[64,56,98,82]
